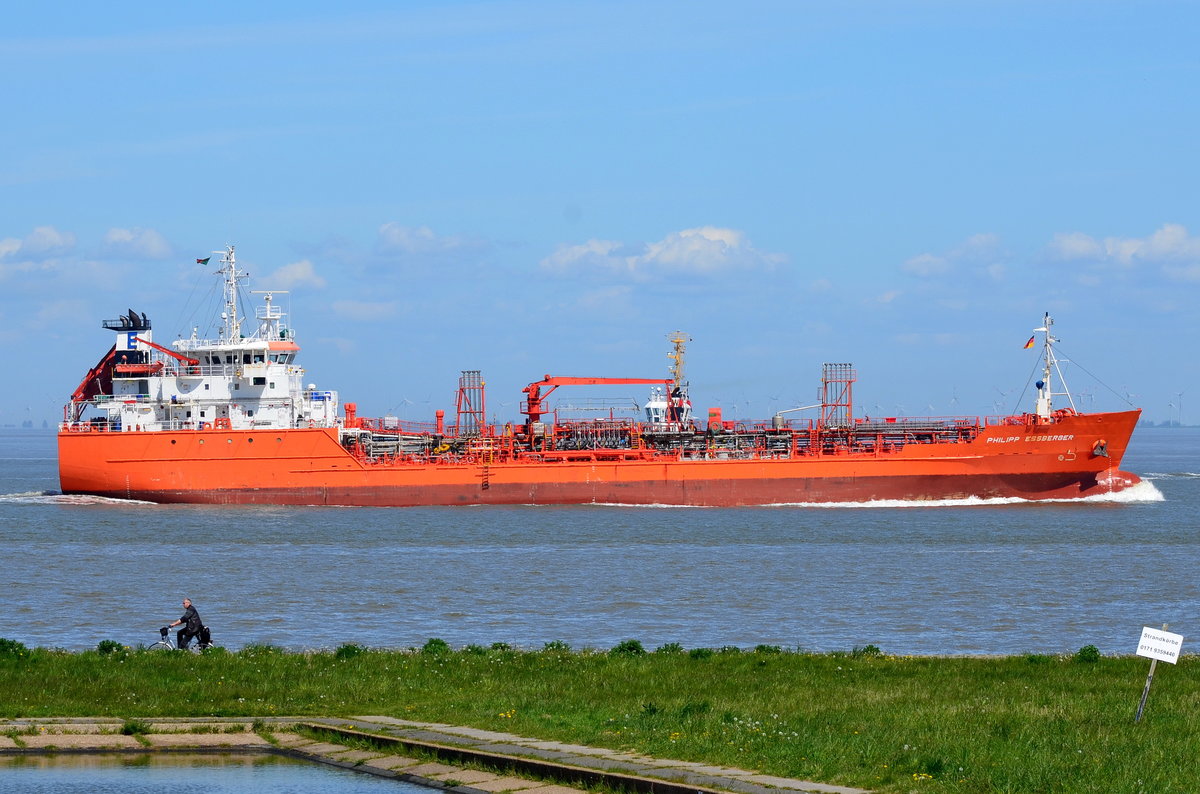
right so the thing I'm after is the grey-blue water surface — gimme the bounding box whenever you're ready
[0,754,428,793]
[1,427,1194,656]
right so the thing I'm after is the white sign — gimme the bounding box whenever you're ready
[1136,626,1185,664]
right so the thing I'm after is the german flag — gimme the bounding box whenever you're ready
[1023,335,1036,349]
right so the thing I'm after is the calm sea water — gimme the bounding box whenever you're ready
[0,427,1193,656]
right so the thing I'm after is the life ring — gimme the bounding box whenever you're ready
[308,420,315,428]
[1092,439,1108,458]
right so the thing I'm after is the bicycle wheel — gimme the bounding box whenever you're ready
[147,641,174,651]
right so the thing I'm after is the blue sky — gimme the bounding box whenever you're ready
[2,1,1197,427]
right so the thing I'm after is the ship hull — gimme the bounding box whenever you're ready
[58,410,1142,507]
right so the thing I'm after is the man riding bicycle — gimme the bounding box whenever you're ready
[165,597,205,650]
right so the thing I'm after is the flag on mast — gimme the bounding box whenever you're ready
[1023,335,1036,349]
[196,257,211,265]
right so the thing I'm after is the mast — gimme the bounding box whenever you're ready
[667,330,690,390]
[214,245,247,343]
[666,331,691,423]
[1033,312,1077,418]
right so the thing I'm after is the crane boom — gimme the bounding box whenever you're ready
[134,336,200,366]
[522,375,673,424]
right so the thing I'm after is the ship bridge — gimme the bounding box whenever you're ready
[63,246,338,433]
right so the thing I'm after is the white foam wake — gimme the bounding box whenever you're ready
[0,491,158,506]
[588,479,1166,509]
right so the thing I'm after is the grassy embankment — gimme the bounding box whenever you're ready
[1,638,1197,793]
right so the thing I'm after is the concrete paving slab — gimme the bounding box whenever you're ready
[743,774,867,793]
[427,727,528,743]
[267,733,317,748]
[0,736,17,748]
[325,749,387,763]
[520,741,619,756]
[399,730,480,746]
[6,720,122,730]
[517,785,588,794]
[633,756,712,769]
[363,755,422,770]
[149,722,252,733]
[381,720,455,730]
[425,768,502,784]
[290,741,355,755]
[470,776,547,792]
[21,734,143,749]
[686,765,759,777]
[404,761,466,776]
[352,715,413,725]
[9,724,98,734]
[145,733,269,747]
[551,756,648,773]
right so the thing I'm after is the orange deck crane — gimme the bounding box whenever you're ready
[521,375,674,426]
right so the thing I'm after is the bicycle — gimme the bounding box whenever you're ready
[147,625,215,653]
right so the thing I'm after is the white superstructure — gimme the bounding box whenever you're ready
[68,246,340,432]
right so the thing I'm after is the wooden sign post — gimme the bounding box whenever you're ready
[1134,623,1184,723]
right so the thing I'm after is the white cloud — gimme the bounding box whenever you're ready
[24,225,76,254]
[265,259,327,290]
[1046,224,1200,276]
[902,253,949,277]
[376,223,483,255]
[1163,263,1200,282]
[541,239,624,273]
[104,227,172,259]
[903,233,1002,278]
[1047,231,1103,261]
[540,226,785,277]
[1111,223,1200,264]
[0,226,76,264]
[331,299,398,321]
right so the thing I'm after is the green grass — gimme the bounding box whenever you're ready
[2,642,1197,793]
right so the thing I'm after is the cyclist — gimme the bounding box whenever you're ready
[164,597,204,650]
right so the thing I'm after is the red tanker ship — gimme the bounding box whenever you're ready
[58,246,1142,506]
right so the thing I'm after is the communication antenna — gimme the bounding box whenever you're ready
[666,330,690,390]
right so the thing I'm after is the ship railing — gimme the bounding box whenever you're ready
[984,414,1030,426]
[61,417,119,432]
[852,415,981,432]
[356,416,441,435]
[70,394,156,407]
